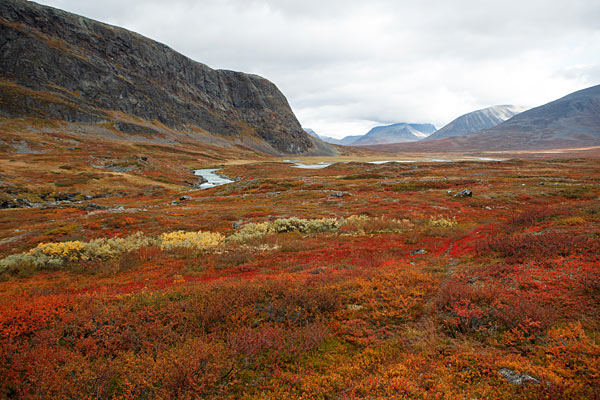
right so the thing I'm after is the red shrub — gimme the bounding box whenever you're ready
[477,232,597,264]
[505,206,569,232]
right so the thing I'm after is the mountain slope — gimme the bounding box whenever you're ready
[481,85,600,141]
[351,123,436,146]
[367,84,600,152]
[0,0,321,155]
[427,105,525,140]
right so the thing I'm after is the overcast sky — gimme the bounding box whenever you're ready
[37,0,600,138]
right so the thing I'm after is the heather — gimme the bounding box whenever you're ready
[0,156,598,399]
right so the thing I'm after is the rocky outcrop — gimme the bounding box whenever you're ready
[498,368,539,385]
[0,0,314,154]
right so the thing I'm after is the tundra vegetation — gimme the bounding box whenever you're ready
[0,150,598,399]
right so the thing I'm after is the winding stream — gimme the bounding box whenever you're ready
[193,157,504,188]
[193,169,235,189]
[286,157,503,169]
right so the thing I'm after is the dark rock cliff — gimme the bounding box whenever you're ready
[0,0,314,154]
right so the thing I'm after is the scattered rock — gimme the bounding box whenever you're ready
[184,180,204,189]
[232,221,242,229]
[179,195,192,201]
[0,198,33,209]
[12,140,43,154]
[171,201,181,205]
[411,249,427,255]
[19,198,33,207]
[309,268,325,274]
[485,206,492,210]
[92,164,133,173]
[498,368,539,385]
[83,203,109,211]
[454,189,472,198]
[54,192,80,202]
[331,191,344,198]
[346,304,364,311]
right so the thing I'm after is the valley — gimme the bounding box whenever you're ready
[0,149,599,399]
[0,0,599,398]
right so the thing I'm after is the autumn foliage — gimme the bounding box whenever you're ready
[0,156,598,399]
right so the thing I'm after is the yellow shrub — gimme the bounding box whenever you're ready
[340,215,410,234]
[428,215,457,228]
[34,241,86,261]
[305,218,339,233]
[343,215,370,227]
[1,230,223,272]
[556,216,585,226]
[86,232,157,259]
[227,222,271,243]
[1,214,415,272]
[159,231,224,251]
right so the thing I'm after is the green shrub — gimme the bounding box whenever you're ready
[228,217,341,243]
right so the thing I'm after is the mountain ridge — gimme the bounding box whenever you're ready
[318,123,436,146]
[426,105,525,140]
[350,122,436,146]
[482,85,600,139]
[364,84,600,152]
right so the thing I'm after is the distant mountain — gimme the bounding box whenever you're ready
[302,129,365,146]
[0,0,329,155]
[351,123,436,146]
[318,135,361,145]
[367,84,600,152]
[319,136,341,145]
[480,85,600,144]
[427,105,526,140]
[339,135,364,145]
[303,128,320,138]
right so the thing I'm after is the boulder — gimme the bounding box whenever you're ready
[454,189,472,198]
[498,368,539,385]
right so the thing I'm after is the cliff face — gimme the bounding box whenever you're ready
[0,0,313,154]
